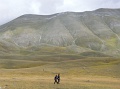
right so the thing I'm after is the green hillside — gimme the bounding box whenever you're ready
[0,8,120,57]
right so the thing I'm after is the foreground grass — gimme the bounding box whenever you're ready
[0,57,119,89]
[0,76,119,89]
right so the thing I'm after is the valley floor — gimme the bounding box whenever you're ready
[0,57,120,89]
[0,76,119,89]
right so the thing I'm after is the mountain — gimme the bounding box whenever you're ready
[0,8,120,57]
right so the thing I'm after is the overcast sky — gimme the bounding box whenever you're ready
[0,0,120,25]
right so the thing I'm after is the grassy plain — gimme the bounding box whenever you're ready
[0,53,120,89]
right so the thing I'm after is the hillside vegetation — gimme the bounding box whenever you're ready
[0,8,120,57]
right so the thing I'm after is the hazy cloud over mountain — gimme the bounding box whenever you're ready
[0,0,120,25]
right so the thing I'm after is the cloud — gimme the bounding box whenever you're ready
[57,0,120,12]
[38,0,64,14]
[0,0,120,25]
[0,0,34,24]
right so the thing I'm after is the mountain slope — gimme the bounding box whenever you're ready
[0,8,120,57]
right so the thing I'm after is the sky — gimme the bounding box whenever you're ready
[0,0,120,25]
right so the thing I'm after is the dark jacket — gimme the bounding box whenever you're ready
[54,75,58,80]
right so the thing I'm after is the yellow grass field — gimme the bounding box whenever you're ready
[0,57,120,89]
[0,76,120,89]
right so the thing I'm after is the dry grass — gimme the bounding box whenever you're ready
[0,57,120,89]
[0,76,120,89]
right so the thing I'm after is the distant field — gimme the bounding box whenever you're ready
[0,56,120,89]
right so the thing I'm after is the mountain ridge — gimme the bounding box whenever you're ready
[0,8,120,57]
